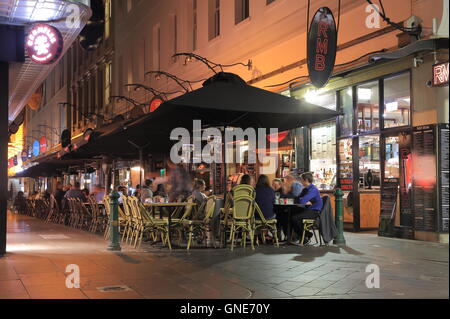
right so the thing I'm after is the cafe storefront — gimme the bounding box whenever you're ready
[288,49,448,243]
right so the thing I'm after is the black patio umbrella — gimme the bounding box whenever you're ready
[13,163,68,178]
[63,72,340,188]
[74,72,339,155]
[131,72,339,133]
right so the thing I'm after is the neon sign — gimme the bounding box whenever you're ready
[433,62,449,87]
[26,24,64,65]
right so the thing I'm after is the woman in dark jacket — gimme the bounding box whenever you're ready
[255,175,276,220]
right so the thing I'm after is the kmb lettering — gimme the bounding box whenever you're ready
[314,20,330,71]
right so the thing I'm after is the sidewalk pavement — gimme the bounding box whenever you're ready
[1,212,448,299]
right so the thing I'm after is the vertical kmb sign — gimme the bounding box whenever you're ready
[307,7,338,89]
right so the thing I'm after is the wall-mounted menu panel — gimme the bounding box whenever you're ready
[412,125,437,232]
[439,124,449,233]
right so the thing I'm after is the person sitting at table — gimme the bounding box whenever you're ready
[93,185,105,203]
[117,186,127,204]
[272,178,283,194]
[133,185,141,198]
[255,175,276,220]
[154,184,169,199]
[283,175,303,199]
[141,179,154,203]
[291,172,323,245]
[192,179,208,206]
[82,188,90,201]
[239,174,252,186]
[64,182,87,202]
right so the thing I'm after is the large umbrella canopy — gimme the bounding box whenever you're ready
[153,72,339,131]
[14,163,68,178]
[63,72,339,159]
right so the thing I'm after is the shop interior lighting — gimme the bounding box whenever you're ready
[386,102,399,112]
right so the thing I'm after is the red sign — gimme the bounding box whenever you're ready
[307,7,337,89]
[39,137,47,154]
[149,97,164,113]
[433,61,449,87]
[26,24,64,65]
[267,131,289,143]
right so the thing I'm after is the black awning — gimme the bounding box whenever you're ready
[370,38,449,63]
[13,163,67,178]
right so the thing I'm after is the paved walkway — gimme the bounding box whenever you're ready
[1,213,448,299]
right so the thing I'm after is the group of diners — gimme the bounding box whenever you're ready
[238,172,323,245]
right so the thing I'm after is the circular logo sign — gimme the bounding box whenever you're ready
[26,24,64,65]
[32,140,40,157]
[39,137,47,154]
[307,7,338,89]
[149,97,164,113]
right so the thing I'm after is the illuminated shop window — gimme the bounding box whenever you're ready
[384,72,411,129]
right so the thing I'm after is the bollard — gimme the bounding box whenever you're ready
[107,191,121,251]
[333,188,347,246]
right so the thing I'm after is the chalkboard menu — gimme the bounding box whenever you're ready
[213,163,224,195]
[413,125,437,232]
[379,178,399,237]
[439,124,449,233]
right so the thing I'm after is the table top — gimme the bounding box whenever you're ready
[144,202,197,207]
[274,203,306,208]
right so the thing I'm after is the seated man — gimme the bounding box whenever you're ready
[291,172,323,244]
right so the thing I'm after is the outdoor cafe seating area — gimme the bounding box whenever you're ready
[14,184,328,251]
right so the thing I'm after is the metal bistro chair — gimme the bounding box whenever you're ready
[232,184,256,199]
[254,203,280,247]
[182,196,216,250]
[300,196,331,246]
[219,192,234,241]
[229,195,256,251]
[139,200,172,250]
[103,196,127,240]
[121,196,137,245]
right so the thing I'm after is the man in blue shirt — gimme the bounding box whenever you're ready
[291,172,323,244]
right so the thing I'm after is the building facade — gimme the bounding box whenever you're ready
[17,0,449,242]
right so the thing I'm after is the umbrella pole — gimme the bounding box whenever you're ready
[222,127,228,249]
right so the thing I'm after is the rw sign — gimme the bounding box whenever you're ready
[307,7,338,89]
[433,61,449,87]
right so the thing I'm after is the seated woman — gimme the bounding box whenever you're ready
[255,175,276,220]
[239,174,252,186]
[192,179,208,206]
[291,172,323,244]
[154,184,168,199]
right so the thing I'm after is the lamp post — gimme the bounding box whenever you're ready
[107,190,121,252]
[333,188,347,246]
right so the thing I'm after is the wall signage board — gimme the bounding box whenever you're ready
[307,7,338,89]
[433,61,449,87]
[32,140,40,157]
[412,125,437,232]
[26,24,64,65]
[39,137,47,154]
[438,123,449,233]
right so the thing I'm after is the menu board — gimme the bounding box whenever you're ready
[338,139,353,190]
[213,163,224,195]
[379,178,399,237]
[439,124,449,233]
[413,125,437,232]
